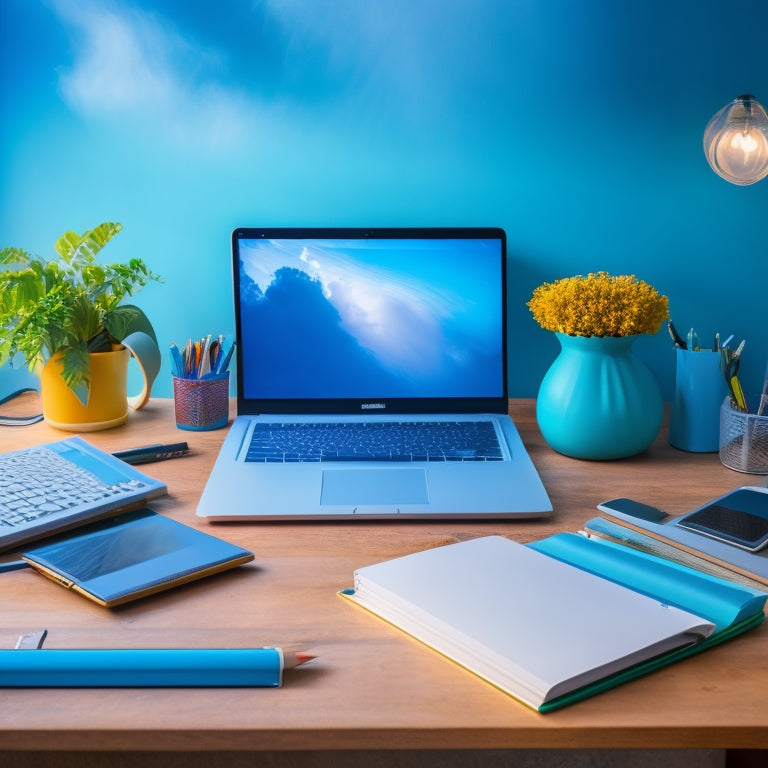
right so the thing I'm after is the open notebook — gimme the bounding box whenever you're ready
[341,534,766,712]
[197,227,551,521]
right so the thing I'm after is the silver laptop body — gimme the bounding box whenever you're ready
[197,227,551,521]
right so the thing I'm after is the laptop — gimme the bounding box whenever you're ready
[0,436,167,552]
[196,227,551,521]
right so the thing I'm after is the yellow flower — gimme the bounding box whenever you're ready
[527,272,669,337]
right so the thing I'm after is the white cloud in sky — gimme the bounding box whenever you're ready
[242,239,445,375]
[50,0,260,147]
[56,5,171,110]
[327,274,444,376]
[48,0,498,151]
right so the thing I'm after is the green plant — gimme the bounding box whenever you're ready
[0,222,160,403]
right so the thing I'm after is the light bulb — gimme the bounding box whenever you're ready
[703,95,768,185]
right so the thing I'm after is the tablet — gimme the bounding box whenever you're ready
[676,489,768,553]
[23,508,254,606]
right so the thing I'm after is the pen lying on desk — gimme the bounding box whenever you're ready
[0,647,315,687]
[112,442,190,465]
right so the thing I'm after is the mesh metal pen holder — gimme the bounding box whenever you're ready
[173,373,229,431]
[719,396,768,474]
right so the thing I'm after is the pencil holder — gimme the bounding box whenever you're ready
[173,373,230,431]
[669,349,726,452]
[719,396,768,474]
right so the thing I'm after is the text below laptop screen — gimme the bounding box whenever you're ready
[233,229,506,409]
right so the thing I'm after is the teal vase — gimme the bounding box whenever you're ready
[536,333,663,459]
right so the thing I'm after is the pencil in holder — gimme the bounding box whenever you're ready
[173,373,230,431]
[719,396,768,474]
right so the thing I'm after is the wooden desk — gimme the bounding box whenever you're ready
[1,398,766,766]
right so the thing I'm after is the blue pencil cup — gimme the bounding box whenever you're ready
[669,349,726,453]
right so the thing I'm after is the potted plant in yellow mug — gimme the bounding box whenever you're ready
[0,222,162,431]
[528,272,669,459]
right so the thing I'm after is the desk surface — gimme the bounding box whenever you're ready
[1,397,767,755]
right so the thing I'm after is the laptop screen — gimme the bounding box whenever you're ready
[232,228,508,415]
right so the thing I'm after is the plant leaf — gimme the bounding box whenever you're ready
[104,304,157,344]
[1,247,35,265]
[54,222,123,263]
[53,231,82,263]
[87,329,113,353]
[69,293,104,344]
[60,342,91,405]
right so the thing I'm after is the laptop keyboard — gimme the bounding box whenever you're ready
[245,421,504,463]
[0,446,148,529]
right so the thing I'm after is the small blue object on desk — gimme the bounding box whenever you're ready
[20,508,254,606]
[669,348,726,453]
[668,320,739,453]
[0,647,290,687]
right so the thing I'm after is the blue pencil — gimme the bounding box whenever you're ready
[0,647,314,687]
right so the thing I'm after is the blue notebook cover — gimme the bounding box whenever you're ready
[22,508,254,607]
[528,533,766,631]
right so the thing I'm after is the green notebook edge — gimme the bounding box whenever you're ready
[539,611,765,712]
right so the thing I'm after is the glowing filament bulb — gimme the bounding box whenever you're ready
[703,95,768,185]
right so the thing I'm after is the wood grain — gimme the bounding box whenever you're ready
[1,399,766,758]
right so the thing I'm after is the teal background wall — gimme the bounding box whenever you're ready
[2,0,767,402]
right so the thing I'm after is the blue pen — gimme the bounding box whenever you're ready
[0,647,313,688]
[0,560,29,573]
[169,344,185,378]
[217,339,235,374]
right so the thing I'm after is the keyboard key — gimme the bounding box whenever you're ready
[0,446,146,528]
[245,421,503,464]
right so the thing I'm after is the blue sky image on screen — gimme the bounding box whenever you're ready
[237,238,504,400]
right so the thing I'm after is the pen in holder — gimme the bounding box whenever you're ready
[669,348,726,453]
[719,396,768,474]
[173,372,230,431]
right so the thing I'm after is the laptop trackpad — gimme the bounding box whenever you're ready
[320,468,429,506]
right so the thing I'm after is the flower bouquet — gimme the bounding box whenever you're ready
[527,271,668,337]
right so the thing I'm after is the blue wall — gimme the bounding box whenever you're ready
[2,0,767,402]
